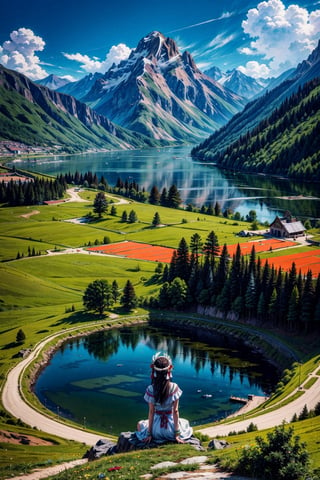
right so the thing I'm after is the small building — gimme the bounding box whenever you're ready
[269,212,306,239]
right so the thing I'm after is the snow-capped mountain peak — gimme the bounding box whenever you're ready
[82,31,245,142]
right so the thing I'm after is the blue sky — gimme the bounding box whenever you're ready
[1,0,319,81]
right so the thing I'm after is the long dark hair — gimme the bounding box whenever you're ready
[152,356,171,405]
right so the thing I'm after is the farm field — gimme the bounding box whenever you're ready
[87,238,298,264]
[261,248,320,276]
[87,240,175,262]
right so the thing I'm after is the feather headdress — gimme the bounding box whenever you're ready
[150,351,173,379]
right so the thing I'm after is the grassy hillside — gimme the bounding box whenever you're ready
[1,188,320,479]
[0,65,157,152]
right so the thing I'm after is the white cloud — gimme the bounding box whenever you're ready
[240,0,320,76]
[0,28,48,79]
[238,60,271,78]
[61,75,77,82]
[168,11,234,34]
[63,43,132,73]
[208,33,236,50]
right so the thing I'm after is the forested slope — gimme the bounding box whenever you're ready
[192,78,320,180]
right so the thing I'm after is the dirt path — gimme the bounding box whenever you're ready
[5,459,87,480]
[199,370,320,437]
[2,331,105,446]
[65,188,89,202]
[19,210,40,219]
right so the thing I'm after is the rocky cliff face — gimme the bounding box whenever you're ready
[84,31,245,142]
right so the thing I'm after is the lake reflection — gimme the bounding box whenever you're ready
[35,324,279,434]
[12,146,320,222]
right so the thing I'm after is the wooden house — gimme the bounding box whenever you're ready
[269,212,306,239]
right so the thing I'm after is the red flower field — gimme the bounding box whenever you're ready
[87,241,175,263]
[87,239,320,276]
[261,249,320,277]
[88,238,320,276]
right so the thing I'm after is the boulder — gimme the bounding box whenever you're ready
[208,439,229,450]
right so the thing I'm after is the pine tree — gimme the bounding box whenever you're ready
[121,280,137,311]
[149,185,160,205]
[215,244,230,295]
[128,210,138,223]
[121,210,128,222]
[190,233,203,266]
[268,287,279,324]
[167,184,181,208]
[93,192,108,218]
[152,212,161,226]
[175,237,190,280]
[245,273,256,318]
[300,270,314,332]
[287,285,300,331]
[160,187,168,206]
[257,292,266,321]
[110,205,117,216]
[111,280,120,303]
[16,328,26,343]
[214,201,221,216]
[203,231,219,269]
[229,244,242,301]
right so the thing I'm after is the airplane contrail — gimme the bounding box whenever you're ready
[168,12,234,34]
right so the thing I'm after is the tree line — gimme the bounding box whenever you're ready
[60,170,247,220]
[147,232,320,334]
[0,175,67,206]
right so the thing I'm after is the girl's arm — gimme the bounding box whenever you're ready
[144,402,155,442]
[173,399,184,443]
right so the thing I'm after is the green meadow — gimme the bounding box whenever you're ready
[1,189,320,479]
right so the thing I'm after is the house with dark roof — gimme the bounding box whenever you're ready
[269,212,306,239]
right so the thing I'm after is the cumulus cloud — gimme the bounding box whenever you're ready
[239,0,320,77]
[63,43,132,73]
[238,60,271,78]
[0,27,48,79]
[61,75,77,82]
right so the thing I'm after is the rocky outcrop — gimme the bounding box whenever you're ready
[84,432,204,460]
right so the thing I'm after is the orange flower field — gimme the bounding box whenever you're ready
[261,249,320,277]
[87,239,319,277]
[87,241,175,263]
[217,238,296,256]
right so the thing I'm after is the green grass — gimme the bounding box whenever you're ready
[1,191,320,478]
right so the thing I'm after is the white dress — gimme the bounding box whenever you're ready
[135,382,193,443]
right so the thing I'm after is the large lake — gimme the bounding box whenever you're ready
[12,146,320,222]
[34,324,279,435]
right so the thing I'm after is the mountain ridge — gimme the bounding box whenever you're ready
[192,39,320,162]
[82,31,245,143]
[0,64,157,151]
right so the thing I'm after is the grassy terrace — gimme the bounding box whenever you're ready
[0,187,320,479]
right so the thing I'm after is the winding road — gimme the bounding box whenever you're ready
[2,324,320,445]
[199,368,320,437]
[2,330,105,446]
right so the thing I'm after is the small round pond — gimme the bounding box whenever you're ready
[34,323,279,435]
